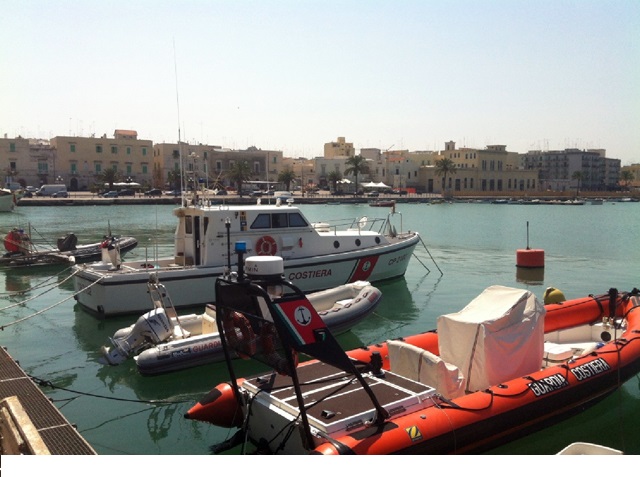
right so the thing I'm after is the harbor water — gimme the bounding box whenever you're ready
[1,199,639,455]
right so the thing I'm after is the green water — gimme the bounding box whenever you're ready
[1,201,639,455]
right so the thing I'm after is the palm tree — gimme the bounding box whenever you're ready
[327,170,342,193]
[278,167,297,191]
[572,171,583,196]
[167,168,182,192]
[344,155,369,194]
[435,158,457,197]
[100,167,121,191]
[228,161,252,197]
[620,170,635,190]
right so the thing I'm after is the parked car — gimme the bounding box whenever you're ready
[118,189,135,196]
[102,191,119,198]
[52,191,69,198]
[250,190,263,197]
[144,189,162,197]
[367,191,379,197]
[165,189,181,196]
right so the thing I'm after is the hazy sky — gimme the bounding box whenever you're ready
[2,1,638,164]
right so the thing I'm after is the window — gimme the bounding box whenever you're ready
[38,162,49,173]
[95,163,102,173]
[126,147,131,155]
[251,214,271,229]
[142,147,147,156]
[271,213,288,228]
[70,144,76,153]
[126,164,132,174]
[96,145,103,153]
[71,163,77,174]
[111,146,118,154]
[142,164,148,174]
[216,161,222,171]
[9,143,15,152]
[288,213,308,227]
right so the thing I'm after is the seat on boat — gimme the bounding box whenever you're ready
[387,340,465,399]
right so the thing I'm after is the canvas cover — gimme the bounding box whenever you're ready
[437,285,546,392]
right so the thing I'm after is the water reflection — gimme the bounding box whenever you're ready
[515,266,545,285]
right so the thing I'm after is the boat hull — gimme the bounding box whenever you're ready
[74,236,417,317]
[188,290,640,455]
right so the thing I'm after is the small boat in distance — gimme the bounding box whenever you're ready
[100,257,382,375]
[2,228,137,268]
[73,198,422,317]
[186,285,640,455]
[0,188,20,212]
[369,199,396,208]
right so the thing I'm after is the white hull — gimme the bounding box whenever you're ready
[73,202,420,317]
[0,192,16,212]
[102,280,382,375]
[74,237,416,317]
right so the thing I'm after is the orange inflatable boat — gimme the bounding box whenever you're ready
[186,282,640,455]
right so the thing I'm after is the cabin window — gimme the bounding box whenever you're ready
[185,216,193,234]
[271,213,288,228]
[288,213,308,227]
[251,214,271,229]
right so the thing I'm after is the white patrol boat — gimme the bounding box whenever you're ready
[72,199,421,317]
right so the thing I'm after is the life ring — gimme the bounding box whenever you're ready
[260,322,298,375]
[255,235,277,256]
[222,311,257,359]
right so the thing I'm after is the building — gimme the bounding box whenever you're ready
[522,148,620,192]
[418,142,539,195]
[153,143,283,190]
[324,137,355,159]
[50,131,153,191]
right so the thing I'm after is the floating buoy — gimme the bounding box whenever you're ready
[516,221,544,268]
[543,287,565,305]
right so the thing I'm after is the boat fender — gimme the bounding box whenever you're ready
[223,311,257,358]
[4,230,21,253]
[255,235,277,256]
[260,322,298,375]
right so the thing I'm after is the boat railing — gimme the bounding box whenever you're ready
[311,216,390,235]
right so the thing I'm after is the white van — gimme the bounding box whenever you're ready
[36,184,68,197]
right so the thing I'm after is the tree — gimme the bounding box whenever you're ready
[167,168,182,192]
[100,167,121,191]
[572,170,583,196]
[344,155,369,194]
[327,170,342,193]
[278,167,297,191]
[228,161,252,197]
[620,170,635,190]
[434,157,457,197]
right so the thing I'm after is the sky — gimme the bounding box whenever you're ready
[1,0,639,164]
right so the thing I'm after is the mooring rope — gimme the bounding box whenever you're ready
[0,268,80,312]
[0,274,103,329]
[0,265,78,297]
[415,235,443,275]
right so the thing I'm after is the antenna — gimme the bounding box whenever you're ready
[174,39,185,207]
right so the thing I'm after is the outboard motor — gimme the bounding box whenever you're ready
[57,233,78,251]
[100,308,173,365]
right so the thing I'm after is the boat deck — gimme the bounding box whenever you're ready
[242,360,436,435]
[0,346,96,454]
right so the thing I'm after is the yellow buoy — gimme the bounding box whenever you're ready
[544,287,566,305]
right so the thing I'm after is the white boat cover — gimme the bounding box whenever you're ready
[437,285,546,392]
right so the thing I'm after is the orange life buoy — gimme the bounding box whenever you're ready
[222,311,257,359]
[260,322,298,375]
[255,235,277,256]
